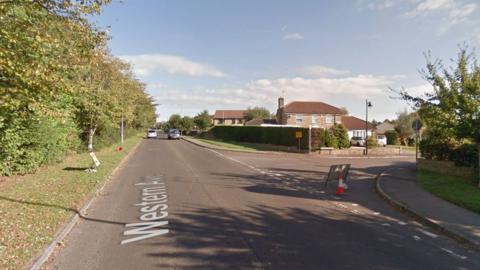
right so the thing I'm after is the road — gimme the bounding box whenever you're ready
[46,134,480,270]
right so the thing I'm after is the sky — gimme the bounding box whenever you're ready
[92,0,480,122]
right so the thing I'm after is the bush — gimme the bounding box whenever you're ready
[323,129,338,148]
[211,126,309,149]
[385,130,399,145]
[0,114,79,175]
[452,143,478,168]
[420,137,478,169]
[330,124,350,149]
[367,135,378,148]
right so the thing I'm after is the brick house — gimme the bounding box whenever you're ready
[275,97,344,128]
[213,110,246,125]
[341,115,375,139]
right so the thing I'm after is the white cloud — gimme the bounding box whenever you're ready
[120,54,225,78]
[300,65,351,77]
[401,82,432,96]
[154,74,397,116]
[361,0,478,35]
[356,0,396,11]
[283,32,304,40]
[405,0,455,16]
[281,26,304,40]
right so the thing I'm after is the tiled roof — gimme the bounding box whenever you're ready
[284,101,343,114]
[341,116,375,130]
[213,110,246,119]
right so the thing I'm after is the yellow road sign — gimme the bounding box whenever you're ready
[295,131,303,139]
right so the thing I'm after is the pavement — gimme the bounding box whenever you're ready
[43,134,480,270]
[377,165,480,251]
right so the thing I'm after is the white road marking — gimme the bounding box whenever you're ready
[397,221,407,226]
[381,223,391,227]
[416,228,438,238]
[275,173,283,177]
[338,203,348,209]
[413,235,421,241]
[351,203,358,207]
[372,212,380,215]
[441,248,467,260]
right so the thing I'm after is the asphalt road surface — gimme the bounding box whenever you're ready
[46,134,480,270]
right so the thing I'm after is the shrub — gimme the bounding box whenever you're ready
[367,135,378,148]
[330,124,350,149]
[420,137,478,169]
[385,130,399,145]
[211,126,309,149]
[0,114,79,175]
[322,129,338,148]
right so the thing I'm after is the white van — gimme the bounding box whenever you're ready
[377,134,387,147]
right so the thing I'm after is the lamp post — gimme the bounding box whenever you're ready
[365,99,372,155]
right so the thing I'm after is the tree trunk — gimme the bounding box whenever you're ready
[88,127,96,152]
[478,143,480,188]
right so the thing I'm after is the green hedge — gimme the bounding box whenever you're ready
[420,139,478,169]
[211,126,309,149]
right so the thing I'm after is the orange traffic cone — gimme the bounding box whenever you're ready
[336,175,345,196]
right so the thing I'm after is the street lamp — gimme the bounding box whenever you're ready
[365,100,373,155]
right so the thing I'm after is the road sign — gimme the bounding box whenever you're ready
[325,164,351,188]
[412,119,422,131]
[89,152,101,167]
[295,131,303,139]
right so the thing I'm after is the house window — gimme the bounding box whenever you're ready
[295,114,303,123]
[311,114,318,123]
[325,115,333,124]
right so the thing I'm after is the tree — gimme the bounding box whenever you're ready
[394,110,416,146]
[330,124,350,149]
[0,0,156,175]
[398,48,480,186]
[339,107,349,115]
[193,110,212,131]
[166,114,182,130]
[244,106,271,121]
[181,116,195,133]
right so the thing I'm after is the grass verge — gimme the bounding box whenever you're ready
[0,134,143,270]
[193,137,304,152]
[417,169,480,214]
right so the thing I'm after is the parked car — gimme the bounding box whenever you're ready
[350,136,365,147]
[168,129,181,140]
[377,134,387,147]
[147,128,157,138]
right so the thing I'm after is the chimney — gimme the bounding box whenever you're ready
[278,97,284,109]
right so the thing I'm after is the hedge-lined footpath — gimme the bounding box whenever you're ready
[418,169,480,214]
[0,134,143,270]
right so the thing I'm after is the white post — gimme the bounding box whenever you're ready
[308,125,312,153]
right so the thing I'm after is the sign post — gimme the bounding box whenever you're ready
[412,119,422,161]
[295,131,303,151]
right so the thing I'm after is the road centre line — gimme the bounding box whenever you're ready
[416,228,439,238]
[441,248,467,260]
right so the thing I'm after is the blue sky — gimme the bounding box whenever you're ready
[93,0,480,121]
